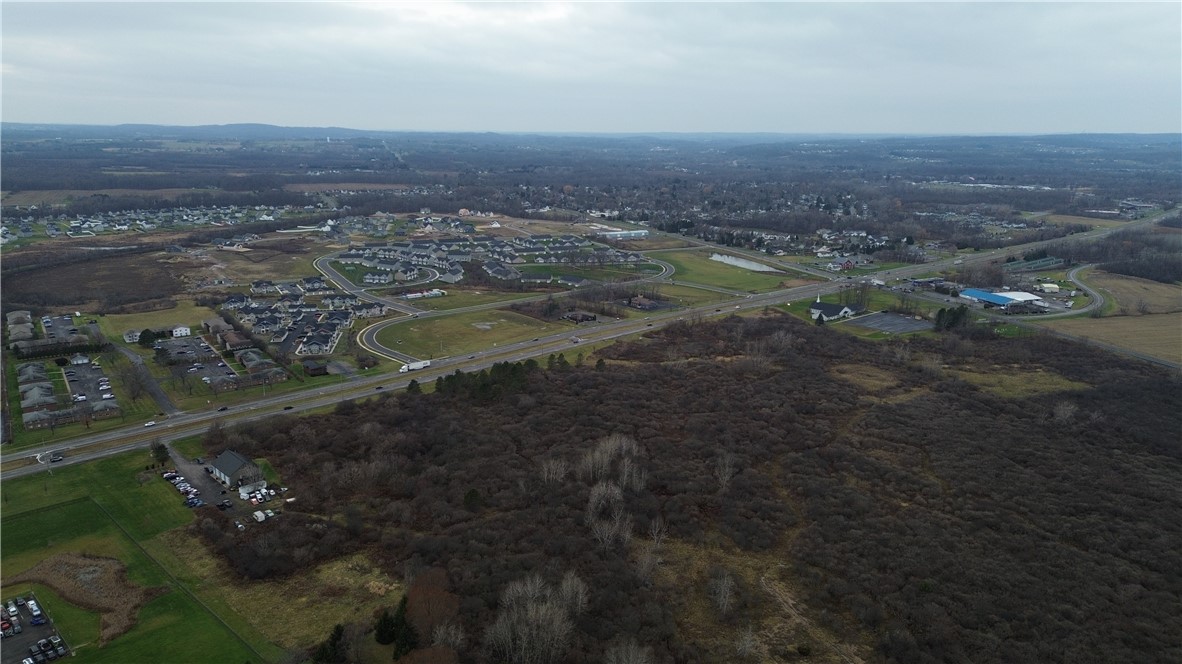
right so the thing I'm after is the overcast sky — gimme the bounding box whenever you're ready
[3,2,1179,134]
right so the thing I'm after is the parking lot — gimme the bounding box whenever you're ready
[164,451,234,512]
[38,314,81,343]
[61,360,117,410]
[154,336,238,386]
[848,311,935,334]
[0,593,71,664]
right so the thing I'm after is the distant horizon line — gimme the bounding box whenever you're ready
[3,121,1178,139]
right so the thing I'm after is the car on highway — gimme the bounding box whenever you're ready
[49,454,63,463]
[144,421,156,427]
[375,386,384,390]
[283,406,293,410]
[217,406,228,412]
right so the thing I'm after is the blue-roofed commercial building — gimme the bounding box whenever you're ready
[959,288,1017,307]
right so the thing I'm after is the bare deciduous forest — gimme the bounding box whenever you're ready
[196,314,1182,663]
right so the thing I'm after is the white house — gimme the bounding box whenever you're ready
[172,326,192,338]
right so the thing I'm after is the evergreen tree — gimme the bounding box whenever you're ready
[392,595,419,658]
[312,624,346,663]
[375,608,396,645]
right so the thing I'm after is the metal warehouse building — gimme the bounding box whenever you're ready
[959,288,1046,308]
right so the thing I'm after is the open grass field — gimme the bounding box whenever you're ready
[155,531,399,651]
[1039,213,1127,229]
[406,288,538,311]
[617,236,697,250]
[661,250,800,292]
[1,189,209,207]
[373,309,570,359]
[654,283,736,307]
[1039,312,1182,365]
[782,289,942,323]
[0,449,284,662]
[517,262,663,281]
[94,299,218,339]
[1083,270,1182,315]
[2,250,187,312]
[949,366,1091,399]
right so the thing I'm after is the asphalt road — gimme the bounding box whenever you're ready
[4,211,1173,481]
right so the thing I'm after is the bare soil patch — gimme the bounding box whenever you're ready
[7,553,169,644]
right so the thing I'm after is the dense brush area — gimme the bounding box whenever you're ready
[196,313,1182,663]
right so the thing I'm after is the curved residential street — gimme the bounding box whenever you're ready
[3,212,1175,481]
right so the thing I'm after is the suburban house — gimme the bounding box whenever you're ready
[809,298,864,322]
[172,325,192,337]
[123,330,142,343]
[209,450,264,489]
[362,272,393,285]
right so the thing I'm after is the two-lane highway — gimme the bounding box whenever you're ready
[5,211,1172,480]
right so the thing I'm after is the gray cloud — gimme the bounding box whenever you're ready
[3,2,1178,133]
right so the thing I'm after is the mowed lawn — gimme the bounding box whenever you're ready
[1039,213,1127,228]
[0,451,282,662]
[374,309,570,358]
[517,263,663,281]
[1039,312,1182,365]
[94,299,218,340]
[1,502,265,664]
[649,283,734,308]
[660,250,796,292]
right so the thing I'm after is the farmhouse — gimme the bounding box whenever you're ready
[809,298,865,322]
[210,450,264,489]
